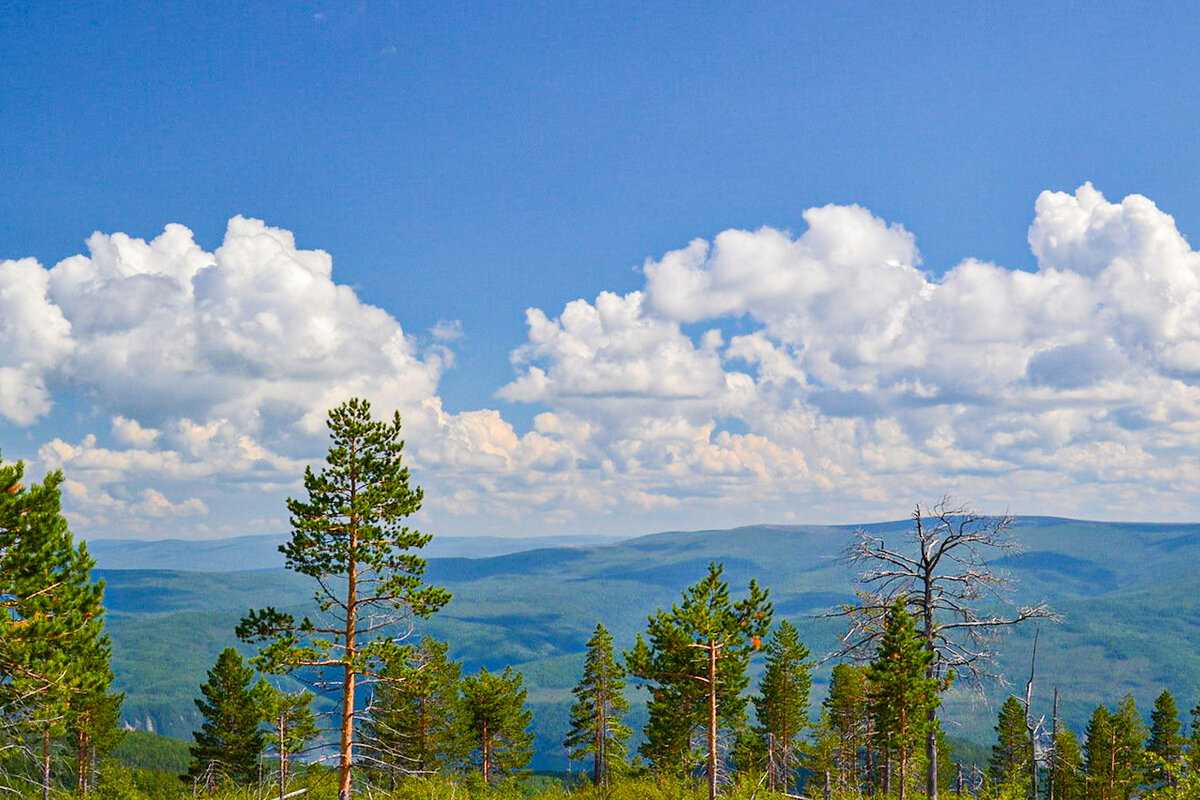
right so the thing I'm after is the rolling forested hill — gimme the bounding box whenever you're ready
[94,517,1200,769]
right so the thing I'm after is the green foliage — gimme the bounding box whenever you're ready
[1147,689,1183,784]
[814,662,869,794]
[1084,695,1145,800]
[187,647,264,787]
[462,666,535,784]
[1048,724,1085,800]
[0,455,116,798]
[92,761,151,800]
[865,600,938,799]
[237,398,452,797]
[67,687,126,793]
[112,730,191,775]
[563,623,631,786]
[987,695,1031,787]
[254,678,318,794]
[624,561,772,789]
[365,636,468,780]
[752,620,811,793]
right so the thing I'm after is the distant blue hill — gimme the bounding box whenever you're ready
[85,531,629,571]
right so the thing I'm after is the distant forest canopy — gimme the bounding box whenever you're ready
[4,398,1200,800]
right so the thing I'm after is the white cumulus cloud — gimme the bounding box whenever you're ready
[8,185,1200,540]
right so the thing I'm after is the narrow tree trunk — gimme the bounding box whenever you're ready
[593,700,604,786]
[279,713,288,800]
[926,704,938,800]
[338,536,358,800]
[41,726,51,800]
[76,723,90,795]
[482,721,491,784]
[1048,688,1059,800]
[707,640,719,800]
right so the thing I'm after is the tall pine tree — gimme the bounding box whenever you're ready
[564,624,631,787]
[238,398,451,800]
[625,562,772,800]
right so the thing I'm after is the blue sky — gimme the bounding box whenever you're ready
[6,2,1200,539]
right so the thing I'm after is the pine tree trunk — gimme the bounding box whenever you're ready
[41,726,51,800]
[482,720,491,784]
[593,702,603,786]
[76,723,89,795]
[279,713,288,800]
[339,530,359,800]
[707,640,719,800]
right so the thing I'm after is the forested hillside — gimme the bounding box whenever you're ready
[98,517,1200,767]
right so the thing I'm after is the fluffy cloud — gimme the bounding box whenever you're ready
[9,185,1200,540]
[0,258,73,424]
[44,217,444,438]
[498,184,1200,524]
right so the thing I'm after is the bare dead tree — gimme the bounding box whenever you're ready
[1020,630,1052,800]
[830,496,1059,800]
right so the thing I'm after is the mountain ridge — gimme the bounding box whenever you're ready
[95,516,1200,769]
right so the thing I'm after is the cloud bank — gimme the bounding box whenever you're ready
[6,184,1200,538]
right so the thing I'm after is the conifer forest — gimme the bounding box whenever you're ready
[3,398,1199,800]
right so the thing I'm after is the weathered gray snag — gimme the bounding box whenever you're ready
[830,496,1058,800]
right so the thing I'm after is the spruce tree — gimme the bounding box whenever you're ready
[865,600,937,800]
[1110,694,1145,797]
[253,681,318,799]
[238,398,451,800]
[625,562,772,800]
[364,636,467,781]
[564,623,631,786]
[1084,704,1114,800]
[460,667,534,785]
[1148,690,1183,785]
[989,695,1033,788]
[187,648,265,788]
[753,620,811,793]
[1048,725,1084,800]
[822,662,870,793]
[1189,698,1200,777]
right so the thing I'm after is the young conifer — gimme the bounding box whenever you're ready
[753,620,811,793]
[625,562,772,800]
[364,636,467,781]
[188,648,265,788]
[1148,689,1183,785]
[866,601,937,800]
[988,695,1033,788]
[821,662,870,793]
[461,667,534,785]
[564,623,631,786]
[254,681,318,798]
